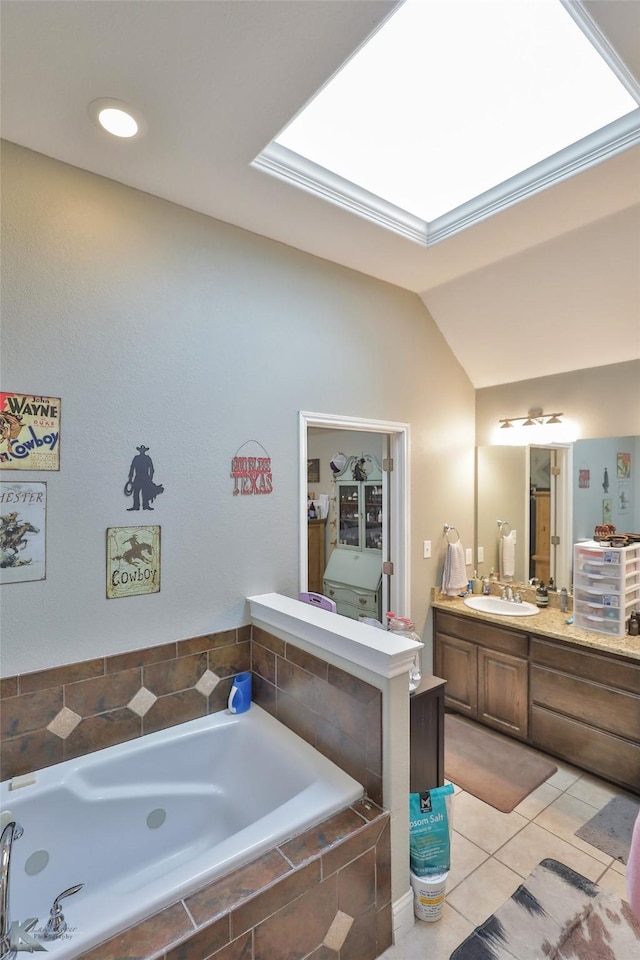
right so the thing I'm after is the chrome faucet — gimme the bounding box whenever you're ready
[0,820,23,960]
[501,585,513,601]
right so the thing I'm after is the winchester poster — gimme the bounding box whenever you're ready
[0,481,47,584]
[0,393,61,470]
[106,525,161,599]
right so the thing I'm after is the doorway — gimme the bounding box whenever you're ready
[299,412,410,621]
[526,444,572,588]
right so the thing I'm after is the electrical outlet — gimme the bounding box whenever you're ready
[423,540,432,559]
[465,547,472,565]
[477,546,484,562]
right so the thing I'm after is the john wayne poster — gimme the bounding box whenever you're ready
[0,393,60,470]
[106,525,160,599]
[0,481,47,584]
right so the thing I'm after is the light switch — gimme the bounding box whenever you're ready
[465,547,472,565]
[423,540,432,559]
[477,546,484,562]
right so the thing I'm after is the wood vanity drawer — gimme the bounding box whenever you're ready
[530,705,640,794]
[530,665,640,741]
[530,638,640,694]
[435,612,527,657]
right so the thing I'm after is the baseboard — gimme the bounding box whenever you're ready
[392,888,415,944]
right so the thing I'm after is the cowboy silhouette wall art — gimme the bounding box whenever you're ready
[124,445,164,511]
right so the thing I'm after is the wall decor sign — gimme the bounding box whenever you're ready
[578,469,590,489]
[106,525,160,599]
[307,458,320,484]
[0,481,46,583]
[0,393,60,470]
[602,498,613,525]
[124,445,164,511]
[618,481,630,515]
[231,440,273,495]
[617,452,631,479]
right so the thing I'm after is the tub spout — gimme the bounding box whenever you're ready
[0,820,24,960]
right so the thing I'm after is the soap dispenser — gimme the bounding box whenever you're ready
[629,610,639,637]
[536,581,549,608]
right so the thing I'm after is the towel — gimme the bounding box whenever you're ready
[442,541,468,596]
[500,531,516,580]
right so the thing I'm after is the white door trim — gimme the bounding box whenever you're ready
[299,411,410,619]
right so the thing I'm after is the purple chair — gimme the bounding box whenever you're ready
[298,591,337,613]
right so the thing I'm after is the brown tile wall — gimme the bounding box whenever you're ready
[0,627,252,781]
[251,627,383,806]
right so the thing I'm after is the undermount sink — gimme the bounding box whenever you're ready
[463,595,540,617]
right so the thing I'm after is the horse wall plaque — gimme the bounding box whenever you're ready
[106,525,161,599]
[0,481,47,584]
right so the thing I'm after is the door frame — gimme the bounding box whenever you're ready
[299,411,410,619]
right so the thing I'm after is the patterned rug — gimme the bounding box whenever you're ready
[449,858,640,959]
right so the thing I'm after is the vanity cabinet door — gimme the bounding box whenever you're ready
[477,647,528,740]
[434,632,478,717]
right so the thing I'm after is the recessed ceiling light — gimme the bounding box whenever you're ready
[89,98,144,139]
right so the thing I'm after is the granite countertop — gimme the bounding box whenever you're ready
[431,588,640,663]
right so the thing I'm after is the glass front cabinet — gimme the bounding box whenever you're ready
[336,456,383,553]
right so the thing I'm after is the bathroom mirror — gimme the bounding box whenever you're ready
[476,436,640,588]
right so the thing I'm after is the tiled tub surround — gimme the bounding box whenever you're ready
[0,621,392,958]
[77,797,391,960]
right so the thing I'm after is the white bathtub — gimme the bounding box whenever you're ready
[0,704,363,958]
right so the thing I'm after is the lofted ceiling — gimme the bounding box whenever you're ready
[1,0,639,388]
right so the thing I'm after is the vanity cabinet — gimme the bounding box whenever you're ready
[434,611,529,740]
[410,675,447,793]
[433,607,640,794]
[529,637,640,794]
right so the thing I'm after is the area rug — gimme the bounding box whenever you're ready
[444,714,556,814]
[575,794,640,865]
[449,858,640,960]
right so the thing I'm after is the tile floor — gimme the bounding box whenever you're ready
[380,721,635,960]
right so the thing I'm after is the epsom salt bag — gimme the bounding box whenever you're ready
[409,784,454,877]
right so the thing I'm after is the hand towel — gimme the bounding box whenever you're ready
[500,531,516,580]
[442,541,468,596]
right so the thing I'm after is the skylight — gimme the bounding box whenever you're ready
[255,0,640,243]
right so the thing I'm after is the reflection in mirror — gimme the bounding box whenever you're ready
[476,436,639,590]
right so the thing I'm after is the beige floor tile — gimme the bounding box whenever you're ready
[611,857,627,877]
[447,830,489,892]
[450,790,528,854]
[533,792,614,865]
[597,865,630,901]
[493,821,608,882]
[378,904,473,959]
[544,760,582,791]
[446,857,522,927]
[566,773,619,809]
[513,780,562,820]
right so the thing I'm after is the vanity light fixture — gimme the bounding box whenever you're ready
[498,408,564,429]
[89,98,145,138]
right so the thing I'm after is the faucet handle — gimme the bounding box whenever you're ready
[43,884,84,941]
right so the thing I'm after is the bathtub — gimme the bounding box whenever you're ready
[0,704,363,959]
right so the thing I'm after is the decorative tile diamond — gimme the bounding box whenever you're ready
[195,670,220,697]
[46,707,82,740]
[128,687,157,717]
[323,910,354,950]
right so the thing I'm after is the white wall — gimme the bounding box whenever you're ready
[1,143,475,676]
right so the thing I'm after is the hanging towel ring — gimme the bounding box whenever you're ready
[444,524,460,543]
[497,520,511,536]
